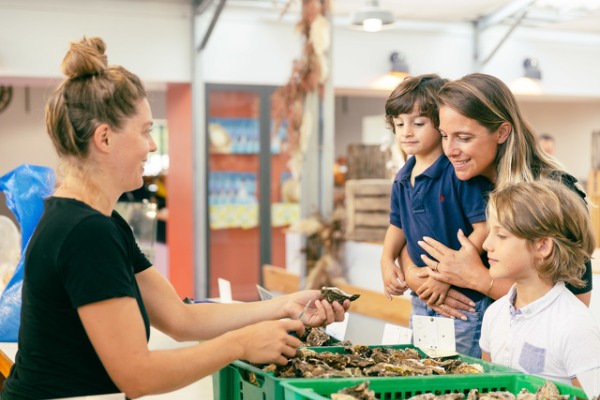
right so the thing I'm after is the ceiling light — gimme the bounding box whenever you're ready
[390,52,409,79]
[351,0,395,32]
[510,57,543,95]
[370,51,410,90]
[523,57,542,80]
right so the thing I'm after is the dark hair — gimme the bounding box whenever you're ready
[384,74,448,134]
[46,36,146,158]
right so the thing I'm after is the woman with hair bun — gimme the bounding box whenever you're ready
[1,36,349,399]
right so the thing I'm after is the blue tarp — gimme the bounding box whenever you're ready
[0,164,55,342]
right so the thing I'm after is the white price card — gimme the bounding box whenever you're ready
[412,315,457,357]
[381,323,413,345]
[218,278,233,304]
[325,312,350,341]
[256,284,274,301]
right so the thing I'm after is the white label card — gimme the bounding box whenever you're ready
[218,278,233,304]
[325,312,349,341]
[256,284,274,301]
[412,315,457,357]
[381,323,413,345]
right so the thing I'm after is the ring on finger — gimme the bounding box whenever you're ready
[433,261,439,272]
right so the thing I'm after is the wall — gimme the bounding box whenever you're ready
[0,87,56,175]
[0,0,192,84]
[333,95,600,182]
[519,100,600,182]
[0,87,167,176]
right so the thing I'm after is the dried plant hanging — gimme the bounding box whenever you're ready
[271,0,331,181]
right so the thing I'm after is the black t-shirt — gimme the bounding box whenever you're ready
[2,197,152,399]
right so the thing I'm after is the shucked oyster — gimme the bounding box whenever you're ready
[321,287,360,303]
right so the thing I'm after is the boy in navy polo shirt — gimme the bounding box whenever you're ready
[380,74,493,357]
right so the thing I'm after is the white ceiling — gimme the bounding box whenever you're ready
[228,0,600,34]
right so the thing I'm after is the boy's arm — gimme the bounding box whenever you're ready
[380,225,409,300]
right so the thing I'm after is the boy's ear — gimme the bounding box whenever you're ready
[536,237,554,259]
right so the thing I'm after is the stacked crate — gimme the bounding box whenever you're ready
[345,179,391,243]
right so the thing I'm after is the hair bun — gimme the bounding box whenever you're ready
[61,36,108,79]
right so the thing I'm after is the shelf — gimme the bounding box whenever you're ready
[209,202,300,230]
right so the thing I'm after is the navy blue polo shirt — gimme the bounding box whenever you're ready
[390,154,493,301]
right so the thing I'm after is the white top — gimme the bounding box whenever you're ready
[480,282,600,396]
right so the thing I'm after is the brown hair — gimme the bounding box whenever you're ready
[487,179,593,287]
[45,36,146,158]
[385,74,448,134]
[436,73,563,190]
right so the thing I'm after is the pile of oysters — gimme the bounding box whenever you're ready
[262,345,484,378]
[331,380,570,400]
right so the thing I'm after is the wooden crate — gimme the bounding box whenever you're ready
[345,179,391,243]
[346,144,391,180]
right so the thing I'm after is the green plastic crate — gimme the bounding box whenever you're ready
[280,374,587,400]
[212,345,520,400]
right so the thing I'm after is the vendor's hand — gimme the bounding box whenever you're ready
[234,319,304,365]
[418,230,487,291]
[415,276,450,306]
[381,259,409,300]
[284,290,349,327]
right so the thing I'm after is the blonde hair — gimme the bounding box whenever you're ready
[487,180,594,287]
[436,73,564,190]
[45,36,146,159]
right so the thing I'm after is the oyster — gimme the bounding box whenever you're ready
[306,327,330,347]
[533,380,568,400]
[332,381,376,400]
[409,394,465,400]
[261,345,485,379]
[321,286,361,303]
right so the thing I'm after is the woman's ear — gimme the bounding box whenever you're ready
[92,124,112,153]
[497,122,512,144]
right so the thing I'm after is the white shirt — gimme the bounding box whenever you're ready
[480,282,600,396]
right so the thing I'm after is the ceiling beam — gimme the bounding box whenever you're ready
[477,0,536,31]
[473,0,536,70]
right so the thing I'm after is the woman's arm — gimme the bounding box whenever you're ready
[576,292,591,307]
[401,247,473,320]
[136,268,348,341]
[415,221,488,306]
[78,268,349,398]
[418,229,512,300]
[79,297,304,398]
